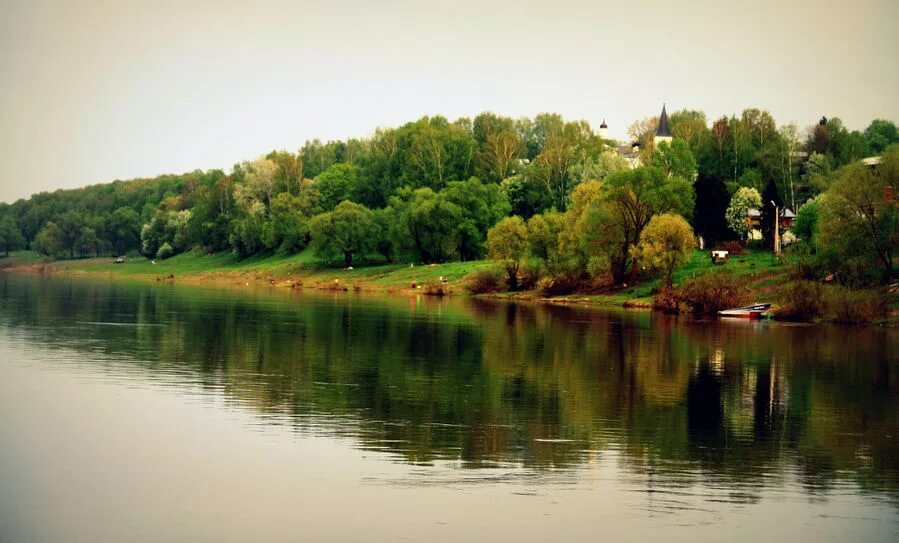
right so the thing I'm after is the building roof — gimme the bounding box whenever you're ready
[747,208,761,218]
[655,104,672,138]
[780,208,796,219]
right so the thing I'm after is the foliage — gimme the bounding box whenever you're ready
[652,139,697,180]
[584,167,694,282]
[465,268,504,294]
[792,198,819,247]
[864,120,899,154]
[0,215,25,256]
[693,173,733,245]
[309,201,376,267]
[156,242,175,260]
[677,271,749,315]
[760,177,782,248]
[817,147,899,283]
[486,216,528,290]
[630,214,695,287]
[773,281,825,322]
[725,187,762,242]
[827,287,890,324]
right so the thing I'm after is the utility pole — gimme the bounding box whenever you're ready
[771,200,780,257]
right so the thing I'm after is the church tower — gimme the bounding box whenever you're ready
[598,119,608,139]
[654,104,672,146]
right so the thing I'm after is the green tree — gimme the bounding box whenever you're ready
[652,139,697,179]
[443,177,510,260]
[315,163,363,211]
[390,188,463,263]
[864,120,899,154]
[486,216,528,289]
[818,148,899,283]
[630,213,695,287]
[725,187,762,243]
[0,216,25,256]
[595,167,694,282]
[693,173,733,246]
[792,198,819,248]
[104,207,141,256]
[267,193,311,254]
[35,221,66,257]
[309,201,376,267]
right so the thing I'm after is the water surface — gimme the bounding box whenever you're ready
[0,274,897,542]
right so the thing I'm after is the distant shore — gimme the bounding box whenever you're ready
[1,250,896,325]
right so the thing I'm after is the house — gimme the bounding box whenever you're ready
[779,208,796,230]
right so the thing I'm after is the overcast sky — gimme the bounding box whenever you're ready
[1,0,897,203]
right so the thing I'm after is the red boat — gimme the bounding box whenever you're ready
[718,303,771,319]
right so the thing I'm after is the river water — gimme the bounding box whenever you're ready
[0,274,897,542]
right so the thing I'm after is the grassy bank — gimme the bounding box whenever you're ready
[2,249,895,323]
[0,250,492,293]
[0,247,784,304]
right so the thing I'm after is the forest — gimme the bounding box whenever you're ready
[0,110,897,293]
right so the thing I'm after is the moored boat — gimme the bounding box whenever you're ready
[718,303,771,319]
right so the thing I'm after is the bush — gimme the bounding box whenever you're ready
[465,269,504,294]
[713,240,746,256]
[788,256,825,281]
[774,281,825,322]
[537,272,583,296]
[677,271,749,315]
[827,287,890,324]
[518,260,543,291]
[423,282,451,296]
[652,286,682,314]
[156,242,174,260]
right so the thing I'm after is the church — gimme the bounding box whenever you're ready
[615,104,673,168]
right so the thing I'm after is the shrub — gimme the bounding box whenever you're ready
[518,259,543,291]
[677,271,749,315]
[827,287,890,324]
[156,242,174,260]
[652,286,682,314]
[423,282,451,296]
[774,281,825,322]
[465,269,504,294]
[537,272,583,296]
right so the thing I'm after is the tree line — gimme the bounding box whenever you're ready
[0,110,896,284]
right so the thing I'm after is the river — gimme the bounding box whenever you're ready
[0,274,897,542]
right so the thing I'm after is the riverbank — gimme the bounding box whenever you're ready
[2,249,896,324]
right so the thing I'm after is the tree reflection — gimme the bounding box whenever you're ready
[0,274,897,499]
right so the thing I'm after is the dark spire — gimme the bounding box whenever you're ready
[600,119,608,129]
[655,103,672,138]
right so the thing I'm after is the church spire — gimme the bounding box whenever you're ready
[655,103,672,138]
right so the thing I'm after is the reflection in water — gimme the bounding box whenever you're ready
[0,274,898,540]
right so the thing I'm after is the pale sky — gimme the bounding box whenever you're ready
[1,0,897,203]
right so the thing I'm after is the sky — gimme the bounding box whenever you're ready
[1,0,897,203]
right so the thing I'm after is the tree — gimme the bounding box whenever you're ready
[792,198,819,248]
[390,188,463,263]
[818,148,899,283]
[104,207,141,256]
[0,216,25,256]
[652,139,697,180]
[725,187,762,243]
[473,113,523,184]
[35,221,66,257]
[693,174,733,246]
[309,201,376,267]
[442,177,510,260]
[864,119,899,154]
[315,163,362,210]
[630,214,695,287]
[594,167,694,282]
[487,216,528,290]
[526,211,565,263]
[267,192,311,254]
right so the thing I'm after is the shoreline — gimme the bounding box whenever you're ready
[1,252,896,326]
